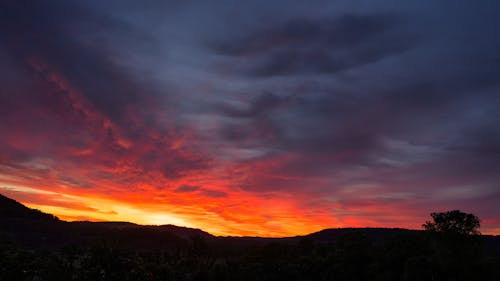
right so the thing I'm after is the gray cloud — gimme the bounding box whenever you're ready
[1,0,500,232]
[208,13,414,77]
[210,14,401,56]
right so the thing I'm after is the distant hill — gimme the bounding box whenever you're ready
[2,193,499,280]
[303,227,420,242]
[1,193,499,251]
[0,193,59,221]
[0,193,212,249]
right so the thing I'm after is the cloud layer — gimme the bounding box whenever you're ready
[1,0,499,236]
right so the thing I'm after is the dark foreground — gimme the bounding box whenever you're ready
[1,194,499,281]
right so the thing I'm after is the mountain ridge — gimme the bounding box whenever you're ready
[1,193,498,250]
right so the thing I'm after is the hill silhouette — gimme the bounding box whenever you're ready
[0,193,420,249]
[0,193,59,221]
[0,193,213,249]
[1,193,499,247]
[1,193,499,280]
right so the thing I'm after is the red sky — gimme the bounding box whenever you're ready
[1,0,499,236]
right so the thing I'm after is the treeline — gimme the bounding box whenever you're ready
[1,205,499,281]
[1,229,499,281]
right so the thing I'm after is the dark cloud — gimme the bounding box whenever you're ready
[0,0,210,184]
[214,70,500,197]
[58,176,93,189]
[217,92,293,118]
[209,13,413,77]
[199,189,227,198]
[0,0,163,124]
[173,184,227,198]
[210,14,400,56]
[175,185,200,192]
[173,185,227,198]
[1,0,500,234]
[161,155,210,180]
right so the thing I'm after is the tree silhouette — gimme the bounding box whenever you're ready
[423,210,480,236]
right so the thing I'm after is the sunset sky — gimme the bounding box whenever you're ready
[1,0,499,236]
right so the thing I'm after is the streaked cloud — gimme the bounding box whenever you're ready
[1,0,499,236]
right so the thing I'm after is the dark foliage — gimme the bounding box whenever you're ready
[1,195,499,281]
[423,210,481,236]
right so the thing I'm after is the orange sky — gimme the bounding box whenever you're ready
[1,0,500,237]
[0,57,498,236]
[0,61,425,236]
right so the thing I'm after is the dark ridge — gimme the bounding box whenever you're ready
[0,193,59,221]
[0,193,212,249]
[1,193,500,280]
[303,227,420,242]
[1,193,498,250]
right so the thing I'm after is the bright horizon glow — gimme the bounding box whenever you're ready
[1,0,499,237]
[2,187,497,236]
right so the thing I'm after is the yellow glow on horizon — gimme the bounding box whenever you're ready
[24,200,194,228]
[0,183,336,237]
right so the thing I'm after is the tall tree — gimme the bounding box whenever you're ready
[423,210,480,235]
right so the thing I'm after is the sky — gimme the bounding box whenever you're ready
[0,0,499,236]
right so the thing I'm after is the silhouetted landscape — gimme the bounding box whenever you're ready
[2,0,500,280]
[1,194,499,281]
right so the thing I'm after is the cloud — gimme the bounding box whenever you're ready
[199,189,228,198]
[210,14,400,56]
[1,0,500,235]
[217,92,293,119]
[208,13,414,77]
[0,0,163,122]
[0,0,211,185]
[175,185,200,193]
[173,185,227,198]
